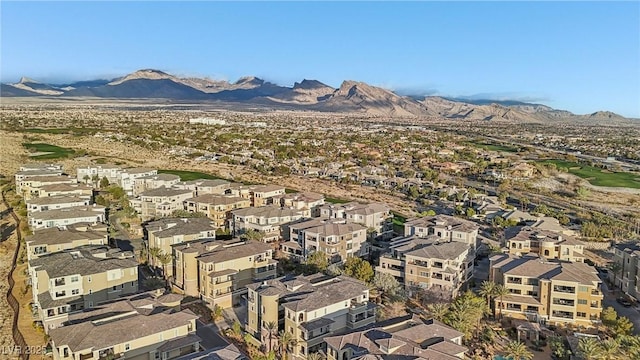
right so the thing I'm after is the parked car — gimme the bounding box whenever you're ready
[616,297,633,307]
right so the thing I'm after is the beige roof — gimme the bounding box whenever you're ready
[25,225,106,246]
[231,206,305,219]
[186,194,248,205]
[250,184,285,193]
[304,222,366,237]
[405,214,477,233]
[27,195,88,206]
[30,205,105,221]
[505,226,583,246]
[38,183,93,192]
[197,240,272,264]
[404,241,470,261]
[492,255,601,285]
[324,316,466,360]
[49,293,198,353]
[21,175,74,183]
[140,187,193,198]
[146,218,216,238]
[29,246,137,278]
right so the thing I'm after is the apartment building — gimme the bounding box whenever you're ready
[119,168,158,195]
[184,194,251,227]
[49,292,200,360]
[376,235,474,298]
[282,218,368,263]
[324,315,467,360]
[76,164,122,184]
[29,205,106,230]
[404,215,479,250]
[319,202,392,240]
[246,275,375,358]
[505,226,585,262]
[15,168,64,182]
[230,206,307,242]
[250,185,286,207]
[29,246,139,332]
[276,192,325,217]
[26,195,90,214]
[25,223,108,261]
[36,183,94,199]
[134,187,195,220]
[611,242,640,301]
[133,173,182,195]
[172,239,276,308]
[145,218,217,278]
[20,163,63,172]
[489,254,603,326]
[174,179,231,196]
[18,175,77,199]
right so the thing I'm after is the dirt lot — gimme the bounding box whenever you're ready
[0,197,18,355]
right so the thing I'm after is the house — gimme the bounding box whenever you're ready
[282,218,368,263]
[26,195,91,214]
[404,215,479,250]
[20,163,63,172]
[275,192,325,217]
[172,239,276,308]
[144,218,217,278]
[25,223,108,261]
[17,175,77,199]
[36,183,94,199]
[324,315,467,360]
[504,227,585,262]
[118,168,158,195]
[183,194,251,227]
[76,164,122,184]
[135,187,195,221]
[28,246,138,332]
[133,173,181,195]
[15,168,64,182]
[49,292,200,360]
[245,275,375,358]
[319,202,393,240]
[174,179,231,196]
[489,254,603,327]
[230,206,307,242]
[376,235,474,298]
[611,242,640,301]
[29,205,106,230]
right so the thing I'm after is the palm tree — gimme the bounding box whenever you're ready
[278,330,297,360]
[91,174,100,188]
[148,246,162,269]
[263,321,278,353]
[493,284,508,319]
[578,337,604,360]
[503,341,533,360]
[599,338,621,360]
[156,251,173,280]
[306,352,325,360]
[82,174,90,184]
[479,281,497,314]
[427,303,449,322]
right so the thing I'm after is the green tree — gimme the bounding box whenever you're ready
[99,176,110,189]
[242,229,265,242]
[504,341,533,360]
[444,291,487,340]
[171,209,207,218]
[278,330,297,360]
[232,320,242,336]
[549,336,570,360]
[82,174,90,184]
[148,246,162,268]
[306,251,328,272]
[211,304,223,322]
[344,257,374,283]
[599,338,621,360]
[601,306,618,327]
[373,272,400,297]
[576,186,591,199]
[466,207,476,218]
[427,302,450,322]
[306,352,325,360]
[615,316,635,336]
[157,251,173,280]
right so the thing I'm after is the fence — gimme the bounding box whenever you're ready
[2,189,30,360]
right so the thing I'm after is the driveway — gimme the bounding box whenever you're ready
[600,276,640,334]
[196,320,229,350]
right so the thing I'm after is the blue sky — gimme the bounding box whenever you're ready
[2,1,639,117]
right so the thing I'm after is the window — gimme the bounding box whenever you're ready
[577,312,587,318]
[125,343,130,351]
[71,289,79,295]
[578,299,588,305]
[71,276,79,283]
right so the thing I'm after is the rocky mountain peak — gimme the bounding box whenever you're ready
[293,79,331,90]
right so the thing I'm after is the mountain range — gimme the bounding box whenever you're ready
[1,69,632,123]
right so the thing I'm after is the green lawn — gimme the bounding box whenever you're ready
[157,169,223,181]
[325,196,350,204]
[23,143,76,159]
[540,159,640,189]
[472,142,518,153]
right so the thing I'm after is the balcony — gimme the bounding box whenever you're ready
[349,300,367,315]
[347,309,376,329]
[507,277,522,285]
[551,310,574,320]
[591,289,603,297]
[553,286,575,294]
[54,278,66,287]
[552,298,575,307]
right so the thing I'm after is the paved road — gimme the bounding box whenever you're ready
[196,320,229,350]
[599,275,640,335]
